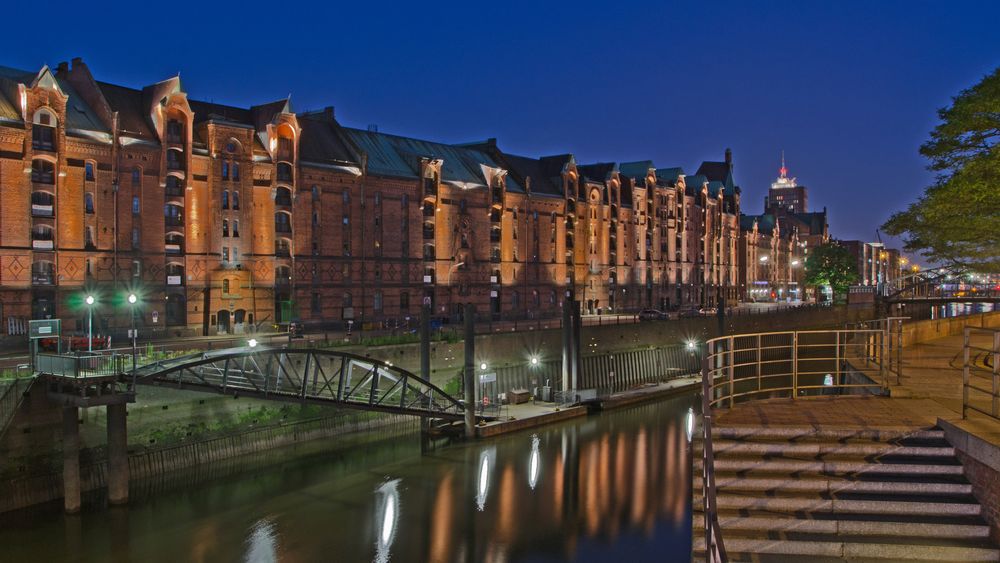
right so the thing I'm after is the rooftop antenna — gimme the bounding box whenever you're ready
[367,123,378,132]
[779,150,787,178]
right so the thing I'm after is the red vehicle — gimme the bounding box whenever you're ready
[39,335,112,352]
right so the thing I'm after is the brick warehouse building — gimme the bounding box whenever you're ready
[0,59,743,336]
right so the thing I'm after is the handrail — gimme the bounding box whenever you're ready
[963,326,1000,421]
[703,328,892,409]
[700,354,727,562]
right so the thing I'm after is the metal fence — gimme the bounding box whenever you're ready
[963,327,999,422]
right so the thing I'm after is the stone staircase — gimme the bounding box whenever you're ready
[694,425,1000,562]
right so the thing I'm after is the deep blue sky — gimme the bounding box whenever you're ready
[8,1,1000,252]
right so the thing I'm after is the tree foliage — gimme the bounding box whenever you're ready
[882,68,1000,271]
[805,243,859,295]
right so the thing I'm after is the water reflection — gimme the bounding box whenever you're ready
[528,435,541,490]
[0,395,694,563]
[374,479,400,563]
[243,518,278,563]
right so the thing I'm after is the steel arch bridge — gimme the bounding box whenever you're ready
[128,347,465,420]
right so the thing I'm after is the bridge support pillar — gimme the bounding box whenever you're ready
[464,303,476,438]
[61,406,81,514]
[106,403,129,505]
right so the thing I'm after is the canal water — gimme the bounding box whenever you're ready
[0,394,696,563]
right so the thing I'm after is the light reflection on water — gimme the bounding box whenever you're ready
[0,394,695,562]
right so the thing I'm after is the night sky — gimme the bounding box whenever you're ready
[7,1,1000,252]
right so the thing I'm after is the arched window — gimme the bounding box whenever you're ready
[232,162,240,181]
[232,191,240,210]
[166,149,182,171]
[343,292,353,308]
[275,187,292,206]
[166,175,183,196]
[132,167,141,187]
[32,109,57,151]
[31,159,54,184]
[221,190,229,209]
[166,119,183,143]
[164,204,183,227]
[311,185,319,201]
[31,192,54,217]
[222,161,229,180]
[274,212,292,233]
[277,162,292,182]
[85,162,94,181]
[84,193,95,214]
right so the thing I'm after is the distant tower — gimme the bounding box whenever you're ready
[765,151,809,214]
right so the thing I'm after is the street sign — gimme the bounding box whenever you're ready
[479,372,497,384]
[151,311,159,324]
[28,319,61,339]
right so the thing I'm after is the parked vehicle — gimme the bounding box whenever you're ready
[638,309,669,321]
[699,307,718,316]
[39,335,112,352]
[678,308,701,318]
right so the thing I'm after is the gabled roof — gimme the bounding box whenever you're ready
[684,173,708,196]
[578,162,616,184]
[741,213,777,234]
[340,127,522,191]
[655,167,685,187]
[618,160,654,182]
[499,152,563,196]
[188,99,253,127]
[251,98,291,131]
[697,159,736,193]
[0,65,107,133]
[297,112,360,167]
[97,82,155,140]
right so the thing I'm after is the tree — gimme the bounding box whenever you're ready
[805,243,859,296]
[882,67,1000,271]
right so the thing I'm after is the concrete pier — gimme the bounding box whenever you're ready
[61,406,80,514]
[106,403,129,505]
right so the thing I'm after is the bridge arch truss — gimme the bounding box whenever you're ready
[130,347,464,420]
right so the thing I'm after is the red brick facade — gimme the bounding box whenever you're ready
[0,59,750,335]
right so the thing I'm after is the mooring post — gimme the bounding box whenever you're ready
[571,299,582,393]
[561,295,573,394]
[420,303,431,383]
[106,402,129,505]
[464,303,476,438]
[62,406,81,514]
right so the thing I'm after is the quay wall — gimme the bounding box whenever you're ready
[901,310,1000,347]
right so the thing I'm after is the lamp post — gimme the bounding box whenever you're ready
[128,293,138,374]
[85,295,95,352]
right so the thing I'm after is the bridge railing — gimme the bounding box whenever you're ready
[36,352,127,379]
[963,327,1000,422]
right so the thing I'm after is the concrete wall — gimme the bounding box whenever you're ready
[901,311,1000,346]
[939,418,1000,543]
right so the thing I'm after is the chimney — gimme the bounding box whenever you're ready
[323,106,334,119]
[56,61,69,74]
[725,148,732,165]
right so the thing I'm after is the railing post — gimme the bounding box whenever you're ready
[993,330,999,419]
[791,332,798,399]
[963,328,970,420]
[756,333,762,394]
[728,336,735,409]
[835,331,841,387]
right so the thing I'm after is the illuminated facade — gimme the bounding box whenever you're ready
[0,59,742,335]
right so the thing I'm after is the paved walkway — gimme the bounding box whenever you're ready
[716,331,1000,447]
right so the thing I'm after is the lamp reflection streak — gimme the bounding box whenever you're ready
[374,479,400,563]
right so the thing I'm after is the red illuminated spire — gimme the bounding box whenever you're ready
[779,150,788,178]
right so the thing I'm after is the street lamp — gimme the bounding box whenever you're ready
[248,338,258,348]
[127,293,138,375]
[85,294,95,352]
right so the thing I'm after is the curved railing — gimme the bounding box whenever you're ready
[704,328,891,409]
[697,325,898,562]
